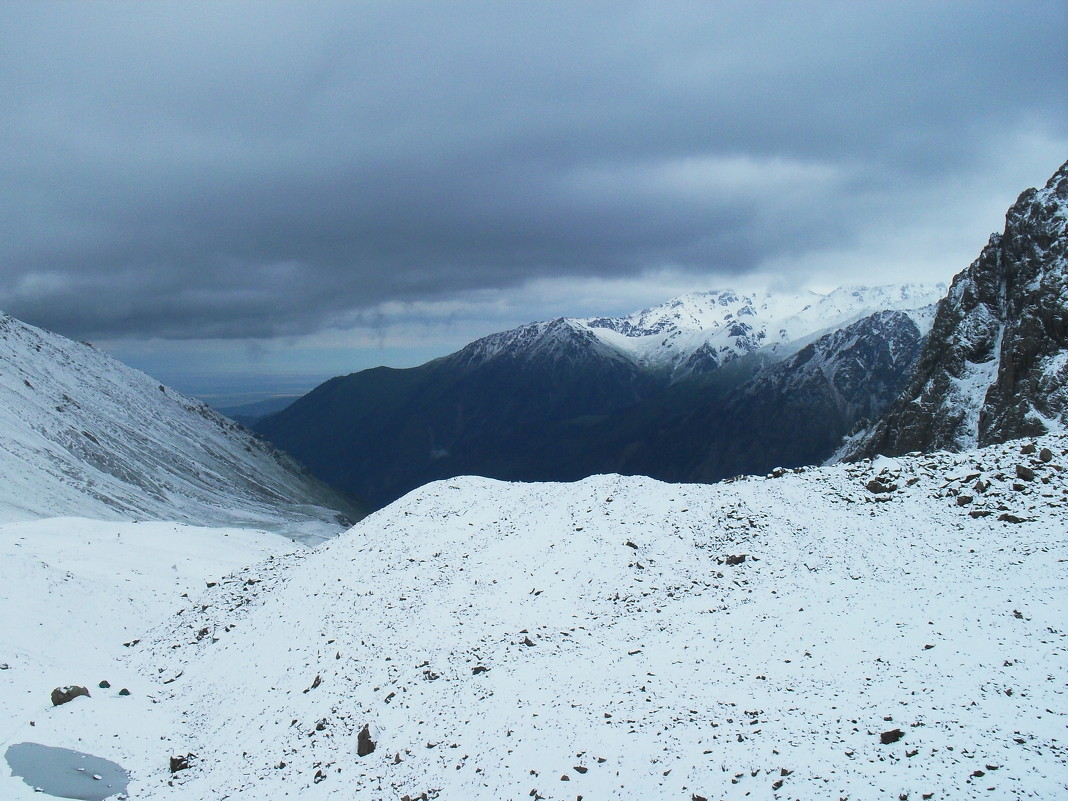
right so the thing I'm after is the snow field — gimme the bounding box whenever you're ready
[91,435,1068,800]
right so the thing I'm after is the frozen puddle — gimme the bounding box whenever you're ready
[5,743,128,800]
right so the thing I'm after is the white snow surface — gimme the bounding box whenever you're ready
[4,434,1065,800]
[581,283,945,375]
[0,313,350,542]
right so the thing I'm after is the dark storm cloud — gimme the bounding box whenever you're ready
[0,0,1065,339]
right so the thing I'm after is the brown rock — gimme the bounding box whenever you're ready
[866,478,897,493]
[879,728,905,744]
[357,723,376,757]
[169,753,194,773]
[50,685,89,706]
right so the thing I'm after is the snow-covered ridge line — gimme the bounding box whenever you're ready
[455,283,945,380]
[580,283,945,372]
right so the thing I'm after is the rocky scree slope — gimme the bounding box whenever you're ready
[41,433,1064,800]
[0,312,359,539]
[850,160,1068,458]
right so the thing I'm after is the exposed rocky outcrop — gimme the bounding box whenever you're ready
[848,161,1068,458]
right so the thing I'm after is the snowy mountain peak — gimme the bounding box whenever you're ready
[453,317,628,368]
[452,284,945,380]
[581,283,945,379]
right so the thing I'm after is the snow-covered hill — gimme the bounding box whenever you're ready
[6,434,1064,800]
[0,312,359,541]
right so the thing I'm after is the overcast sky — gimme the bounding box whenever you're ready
[1,1,1065,404]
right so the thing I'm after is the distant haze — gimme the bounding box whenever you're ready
[0,1,1064,401]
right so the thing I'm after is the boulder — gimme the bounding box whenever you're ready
[50,685,90,706]
[357,724,376,757]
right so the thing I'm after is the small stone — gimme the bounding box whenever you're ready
[1039,447,1053,462]
[1016,464,1034,481]
[998,513,1028,524]
[118,688,131,696]
[169,754,193,773]
[866,478,897,494]
[98,680,111,689]
[956,494,973,506]
[1020,442,1036,455]
[879,728,905,744]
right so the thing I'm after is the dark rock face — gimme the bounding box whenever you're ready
[853,162,1068,458]
[50,685,89,706]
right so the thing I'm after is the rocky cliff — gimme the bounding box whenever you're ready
[849,161,1067,458]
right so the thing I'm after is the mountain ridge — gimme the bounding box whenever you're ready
[256,284,942,508]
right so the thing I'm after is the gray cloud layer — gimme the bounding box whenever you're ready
[1,1,1065,340]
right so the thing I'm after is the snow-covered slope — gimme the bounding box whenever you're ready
[7,435,1064,800]
[0,313,359,541]
[0,516,298,780]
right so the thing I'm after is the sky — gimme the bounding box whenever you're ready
[1,1,1065,406]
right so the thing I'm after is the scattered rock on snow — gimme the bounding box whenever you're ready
[998,513,1030,524]
[866,477,897,493]
[170,753,194,773]
[879,728,905,744]
[357,724,376,757]
[50,685,90,706]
